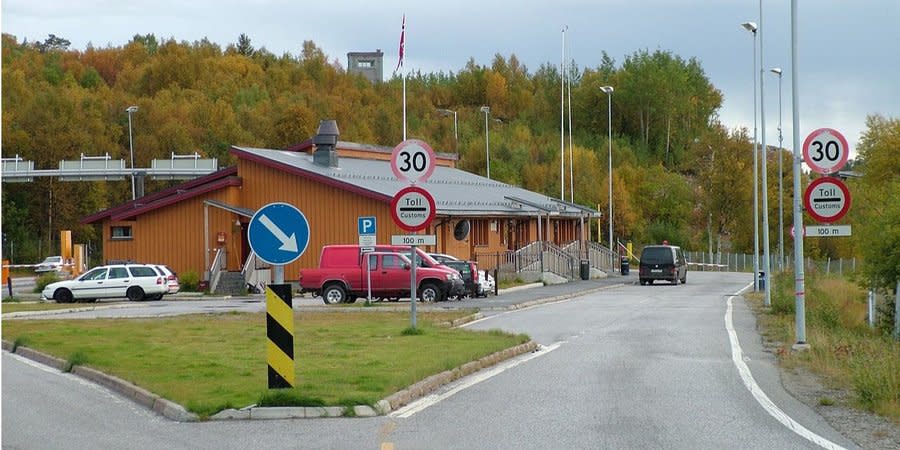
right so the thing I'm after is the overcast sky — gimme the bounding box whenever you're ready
[3,0,898,158]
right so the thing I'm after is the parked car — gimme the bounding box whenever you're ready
[153,265,181,294]
[41,263,168,303]
[639,244,688,285]
[428,253,460,263]
[34,256,64,274]
[442,260,479,298]
[299,245,464,304]
[478,269,496,296]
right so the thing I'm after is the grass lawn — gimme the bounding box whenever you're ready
[2,310,529,418]
[749,272,899,423]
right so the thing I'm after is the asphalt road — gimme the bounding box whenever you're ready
[2,272,860,449]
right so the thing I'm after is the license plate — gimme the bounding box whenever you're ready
[651,269,662,273]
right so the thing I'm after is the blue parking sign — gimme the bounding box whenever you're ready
[358,216,376,235]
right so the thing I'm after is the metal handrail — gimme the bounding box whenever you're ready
[208,248,226,293]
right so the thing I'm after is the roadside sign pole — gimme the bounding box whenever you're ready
[410,244,417,329]
[790,1,807,348]
[367,255,372,304]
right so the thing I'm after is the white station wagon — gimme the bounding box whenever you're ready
[42,264,168,303]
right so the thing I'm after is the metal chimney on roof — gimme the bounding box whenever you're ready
[313,120,340,167]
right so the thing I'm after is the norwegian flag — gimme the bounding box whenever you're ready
[395,14,405,73]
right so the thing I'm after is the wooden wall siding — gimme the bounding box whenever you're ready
[102,186,242,276]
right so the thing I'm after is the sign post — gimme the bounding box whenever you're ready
[247,202,310,389]
[390,140,437,330]
[359,216,376,303]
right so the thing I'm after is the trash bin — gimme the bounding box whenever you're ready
[579,260,590,280]
[621,257,630,276]
[758,271,766,290]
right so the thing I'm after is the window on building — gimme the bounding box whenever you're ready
[472,219,489,246]
[111,226,133,240]
[357,60,374,68]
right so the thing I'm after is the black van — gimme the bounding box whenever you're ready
[639,244,687,285]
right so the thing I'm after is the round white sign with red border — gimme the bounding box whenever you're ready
[802,128,849,175]
[390,186,436,232]
[391,139,436,184]
[803,177,851,223]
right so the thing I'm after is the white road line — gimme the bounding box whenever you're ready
[390,342,563,418]
[726,284,846,450]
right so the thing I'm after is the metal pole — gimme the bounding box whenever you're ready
[775,69,785,271]
[127,109,136,200]
[751,27,760,293]
[561,26,567,200]
[894,281,900,340]
[791,0,807,347]
[759,0,772,307]
[567,50,575,203]
[482,107,491,179]
[453,110,458,154]
[410,246,417,329]
[608,92,614,254]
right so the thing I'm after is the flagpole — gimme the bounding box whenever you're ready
[560,25,567,200]
[396,14,407,141]
[402,72,407,140]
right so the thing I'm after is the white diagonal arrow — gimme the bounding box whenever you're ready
[259,214,298,253]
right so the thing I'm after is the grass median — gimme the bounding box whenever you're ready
[3,310,529,418]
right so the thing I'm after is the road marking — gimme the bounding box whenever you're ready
[389,342,563,418]
[726,284,845,450]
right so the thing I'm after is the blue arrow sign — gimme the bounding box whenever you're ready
[248,202,310,265]
[358,216,376,235]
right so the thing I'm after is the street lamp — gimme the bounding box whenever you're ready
[600,86,614,253]
[436,108,458,154]
[770,67,784,271]
[126,105,139,200]
[480,106,491,179]
[741,21,760,293]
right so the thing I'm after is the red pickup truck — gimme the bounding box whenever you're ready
[298,244,464,304]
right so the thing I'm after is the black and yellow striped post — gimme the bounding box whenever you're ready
[266,284,294,388]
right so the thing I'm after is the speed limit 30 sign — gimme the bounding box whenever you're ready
[391,139,436,184]
[802,128,849,175]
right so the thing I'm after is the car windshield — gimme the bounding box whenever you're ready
[641,247,673,264]
[43,256,62,264]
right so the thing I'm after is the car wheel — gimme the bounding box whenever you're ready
[639,279,646,286]
[322,284,346,305]
[126,286,145,302]
[54,288,74,304]
[419,283,441,303]
[149,294,163,301]
[681,275,687,284]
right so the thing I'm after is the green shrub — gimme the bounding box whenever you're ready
[180,271,200,292]
[33,272,61,293]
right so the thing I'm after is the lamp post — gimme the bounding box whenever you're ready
[126,105,139,200]
[742,21,760,293]
[770,67,784,271]
[436,108,458,154]
[480,106,491,179]
[600,86,614,253]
